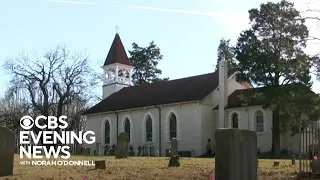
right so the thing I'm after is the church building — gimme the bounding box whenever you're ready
[82,33,302,157]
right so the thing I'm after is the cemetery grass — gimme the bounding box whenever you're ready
[0,155,299,180]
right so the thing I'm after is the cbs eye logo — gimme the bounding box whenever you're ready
[20,116,34,130]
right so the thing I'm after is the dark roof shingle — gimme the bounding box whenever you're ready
[225,88,265,109]
[214,83,316,110]
[83,72,219,115]
[104,33,132,66]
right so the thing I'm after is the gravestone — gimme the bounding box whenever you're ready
[310,160,320,173]
[168,138,180,167]
[137,146,142,156]
[128,145,134,156]
[115,132,129,159]
[143,146,148,156]
[0,127,15,177]
[94,160,106,169]
[215,128,257,180]
[109,144,116,156]
[291,155,295,165]
[171,138,178,156]
[104,145,110,156]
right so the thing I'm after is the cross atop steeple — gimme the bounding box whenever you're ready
[115,25,119,33]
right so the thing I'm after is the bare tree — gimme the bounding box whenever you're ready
[0,87,30,152]
[303,1,320,41]
[300,0,320,79]
[3,45,100,146]
[62,94,89,153]
[0,87,30,130]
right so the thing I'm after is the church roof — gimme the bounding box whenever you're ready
[214,83,316,110]
[82,72,219,115]
[224,88,266,109]
[103,33,132,66]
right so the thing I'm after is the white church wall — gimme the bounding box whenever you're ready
[200,104,215,154]
[86,113,118,155]
[160,103,202,156]
[102,83,128,99]
[200,73,247,106]
[85,109,159,155]
[117,108,159,155]
[215,105,308,154]
[213,106,274,153]
[280,131,300,155]
[85,102,203,156]
[199,73,251,154]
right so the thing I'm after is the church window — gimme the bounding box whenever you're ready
[124,118,131,142]
[125,70,130,78]
[255,110,264,132]
[146,115,152,142]
[169,113,177,140]
[104,120,110,144]
[232,113,239,128]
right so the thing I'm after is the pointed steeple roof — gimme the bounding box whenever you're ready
[104,33,132,66]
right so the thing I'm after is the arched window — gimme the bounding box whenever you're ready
[146,115,152,142]
[169,113,177,140]
[232,113,239,129]
[104,120,110,144]
[124,118,131,142]
[255,110,264,132]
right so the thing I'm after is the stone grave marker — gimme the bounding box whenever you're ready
[291,155,295,165]
[104,145,110,156]
[129,145,134,156]
[115,132,129,159]
[137,146,142,156]
[215,128,257,180]
[168,138,180,167]
[0,127,15,177]
[110,144,116,156]
[95,160,106,169]
[171,138,178,156]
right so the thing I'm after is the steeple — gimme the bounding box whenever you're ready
[103,33,132,66]
[102,33,134,99]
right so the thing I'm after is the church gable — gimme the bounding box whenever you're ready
[200,73,252,106]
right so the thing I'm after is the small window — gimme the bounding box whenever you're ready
[232,113,239,129]
[169,113,177,140]
[255,110,264,132]
[104,120,110,144]
[146,115,152,142]
[124,118,131,142]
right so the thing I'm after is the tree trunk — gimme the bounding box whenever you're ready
[272,109,281,155]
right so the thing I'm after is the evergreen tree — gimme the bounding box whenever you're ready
[215,38,236,74]
[234,0,320,154]
[128,41,169,86]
